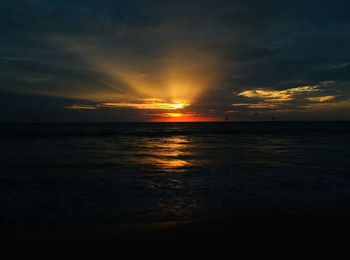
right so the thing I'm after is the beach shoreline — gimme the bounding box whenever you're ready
[2,213,349,249]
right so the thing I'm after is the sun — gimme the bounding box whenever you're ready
[165,113,183,118]
[151,112,222,122]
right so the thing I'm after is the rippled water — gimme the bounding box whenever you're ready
[1,122,350,228]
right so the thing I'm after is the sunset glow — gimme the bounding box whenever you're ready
[151,113,222,122]
[2,0,349,122]
[2,1,350,251]
[163,113,184,118]
[101,99,190,110]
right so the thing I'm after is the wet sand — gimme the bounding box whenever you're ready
[2,213,349,257]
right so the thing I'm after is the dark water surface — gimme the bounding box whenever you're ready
[1,122,350,229]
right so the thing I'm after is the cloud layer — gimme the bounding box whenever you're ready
[0,0,350,121]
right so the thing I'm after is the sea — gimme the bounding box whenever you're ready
[1,122,350,229]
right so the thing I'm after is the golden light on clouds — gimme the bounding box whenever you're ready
[307,96,335,103]
[101,98,190,110]
[68,98,191,112]
[232,103,278,109]
[237,86,320,102]
[62,40,218,102]
[57,38,220,122]
[232,84,347,113]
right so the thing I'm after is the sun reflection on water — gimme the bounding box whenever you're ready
[134,136,192,173]
[126,135,199,218]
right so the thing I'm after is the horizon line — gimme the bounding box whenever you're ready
[1,120,350,124]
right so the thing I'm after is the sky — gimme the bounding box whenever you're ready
[1,0,350,122]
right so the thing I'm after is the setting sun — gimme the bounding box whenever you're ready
[151,113,222,122]
[164,113,183,118]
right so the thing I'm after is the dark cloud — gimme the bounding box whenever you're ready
[0,0,350,121]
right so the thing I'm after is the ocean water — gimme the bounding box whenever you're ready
[1,122,350,229]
